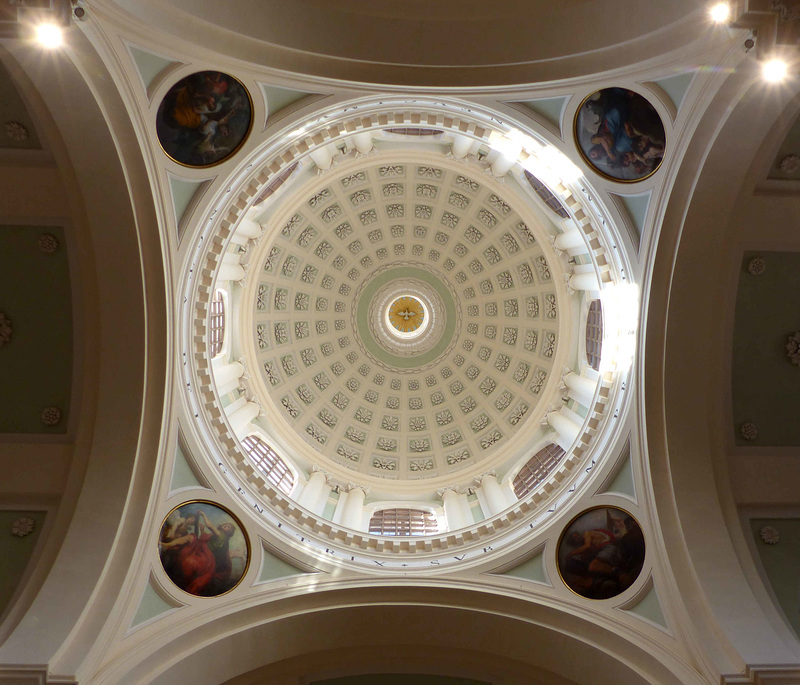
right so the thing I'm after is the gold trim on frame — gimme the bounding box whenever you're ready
[555,504,645,600]
[573,88,665,184]
[156,71,254,169]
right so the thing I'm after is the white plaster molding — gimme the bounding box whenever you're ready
[739,421,758,441]
[747,256,766,275]
[4,121,28,141]
[759,525,780,545]
[36,233,59,254]
[779,154,800,173]
[39,406,62,426]
[10,517,34,537]
[786,332,800,365]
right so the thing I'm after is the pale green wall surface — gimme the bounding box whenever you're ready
[259,546,313,582]
[616,192,651,239]
[516,96,567,130]
[170,440,206,491]
[497,549,547,584]
[130,579,176,628]
[261,84,313,118]
[625,583,668,629]
[651,71,695,112]
[169,177,204,227]
[601,453,636,499]
[129,46,176,91]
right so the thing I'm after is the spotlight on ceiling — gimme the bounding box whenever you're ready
[709,3,730,23]
[762,58,789,83]
[34,23,64,48]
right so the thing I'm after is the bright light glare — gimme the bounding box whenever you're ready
[763,59,788,83]
[491,127,582,190]
[539,145,583,184]
[35,23,64,49]
[598,284,639,374]
[488,130,522,160]
[709,3,730,23]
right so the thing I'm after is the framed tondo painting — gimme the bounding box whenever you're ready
[557,506,645,600]
[156,71,252,168]
[158,500,250,597]
[574,87,665,182]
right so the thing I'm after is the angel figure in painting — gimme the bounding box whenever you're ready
[159,505,246,597]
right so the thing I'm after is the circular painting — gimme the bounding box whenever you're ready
[158,500,250,597]
[156,71,252,168]
[574,87,665,182]
[557,506,645,600]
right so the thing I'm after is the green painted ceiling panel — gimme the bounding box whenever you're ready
[0,226,72,433]
[750,518,800,638]
[0,60,41,150]
[0,510,46,619]
[732,252,800,446]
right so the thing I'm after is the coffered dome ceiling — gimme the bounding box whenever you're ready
[186,103,630,540]
[242,154,568,485]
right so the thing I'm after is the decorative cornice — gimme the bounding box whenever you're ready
[721,664,800,684]
[0,666,76,684]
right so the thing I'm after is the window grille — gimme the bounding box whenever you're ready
[524,170,569,219]
[369,508,439,536]
[513,443,566,498]
[209,290,225,357]
[241,435,295,495]
[586,299,603,371]
[384,128,443,136]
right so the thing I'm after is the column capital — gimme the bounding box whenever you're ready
[473,469,497,487]
[549,234,564,256]
[558,367,572,392]
[244,395,264,416]
[540,404,558,426]
[310,465,335,485]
